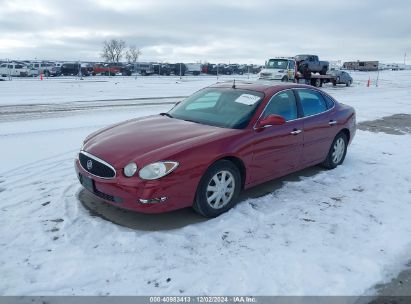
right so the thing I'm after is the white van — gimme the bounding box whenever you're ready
[0,62,29,77]
[259,57,296,82]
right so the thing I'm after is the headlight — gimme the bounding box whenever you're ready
[139,161,179,180]
[124,162,138,177]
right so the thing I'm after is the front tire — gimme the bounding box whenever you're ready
[322,133,348,169]
[281,76,289,82]
[193,160,241,218]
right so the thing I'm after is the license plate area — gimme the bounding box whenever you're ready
[79,173,95,193]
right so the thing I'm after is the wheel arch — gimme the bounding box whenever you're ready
[339,128,350,143]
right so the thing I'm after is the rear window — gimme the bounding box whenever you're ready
[322,93,335,109]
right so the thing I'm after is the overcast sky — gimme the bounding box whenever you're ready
[0,0,410,64]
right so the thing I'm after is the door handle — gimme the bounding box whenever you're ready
[329,120,338,126]
[290,129,302,135]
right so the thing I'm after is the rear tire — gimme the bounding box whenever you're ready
[322,133,348,169]
[314,78,322,87]
[193,160,241,218]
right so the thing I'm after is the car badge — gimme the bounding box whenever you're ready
[87,160,93,170]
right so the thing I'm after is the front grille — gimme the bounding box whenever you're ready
[78,173,123,203]
[79,151,116,179]
[94,188,123,203]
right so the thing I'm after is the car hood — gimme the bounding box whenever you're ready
[83,115,237,168]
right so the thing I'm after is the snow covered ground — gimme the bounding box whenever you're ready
[0,71,410,295]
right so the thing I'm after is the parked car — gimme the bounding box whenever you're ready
[328,70,353,86]
[0,62,29,77]
[153,63,172,75]
[295,55,329,75]
[202,63,231,75]
[61,63,82,76]
[81,62,94,75]
[30,62,60,77]
[93,63,122,76]
[259,57,296,81]
[27,66,39,77]
[219,64,233,75]
[202,63,218,75]
[120,65,132,76]
[246,64,262,74]
[229,64,246,75]
[76,82,356,217]
[172,63,187,76]
[134,62,155,76]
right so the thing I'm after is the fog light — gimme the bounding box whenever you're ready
[139,197,167,204]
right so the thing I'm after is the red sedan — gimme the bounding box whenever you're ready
[75,82,356,217]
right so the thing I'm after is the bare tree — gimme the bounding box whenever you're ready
[125,46,142,63]
[101,39,126,62]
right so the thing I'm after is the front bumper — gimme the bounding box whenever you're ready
[75,159,198,213]
[259,74,284,80]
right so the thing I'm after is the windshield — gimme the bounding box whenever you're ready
[266,59,288,69]
[168,88,264,129]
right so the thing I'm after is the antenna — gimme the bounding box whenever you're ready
[232,79,236,89]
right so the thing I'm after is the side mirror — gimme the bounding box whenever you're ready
[256,114,286,129]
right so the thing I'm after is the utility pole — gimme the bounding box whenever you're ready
[376,69,380,87]
[7,58,12,81]
[79,60,83,80]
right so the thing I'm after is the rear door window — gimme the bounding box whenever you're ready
[296,89,328,116]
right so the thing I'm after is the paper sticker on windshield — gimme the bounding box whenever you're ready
[234,94,260,106]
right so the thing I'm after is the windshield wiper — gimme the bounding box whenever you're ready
[183,119,198,124]
[160,112,173,118]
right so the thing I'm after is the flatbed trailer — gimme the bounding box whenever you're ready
[295,72,337,87]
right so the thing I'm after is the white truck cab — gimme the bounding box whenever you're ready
[0,62,29,77]
[259,57,296,82]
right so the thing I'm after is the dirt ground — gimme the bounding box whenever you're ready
[358,114,411,135]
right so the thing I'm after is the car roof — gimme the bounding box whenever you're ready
[209,81,315,95]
